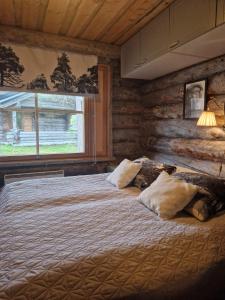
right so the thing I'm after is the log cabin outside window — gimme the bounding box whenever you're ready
[0,64,111,162]
[0,92,85,157]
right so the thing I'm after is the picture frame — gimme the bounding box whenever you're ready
[183,79,207,119]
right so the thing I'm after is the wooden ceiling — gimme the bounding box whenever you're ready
[0,0,174,45]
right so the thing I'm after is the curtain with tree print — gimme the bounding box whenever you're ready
[0,43,98,95]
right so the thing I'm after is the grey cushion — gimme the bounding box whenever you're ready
[174,172,225,221]
[185,188,224,221]
[174,172,225,200]
[133,159,176,190]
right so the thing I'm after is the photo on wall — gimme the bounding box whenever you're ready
[183,79,207,119]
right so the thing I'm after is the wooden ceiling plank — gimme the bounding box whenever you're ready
[0,0,15,26]
[21,0,48,30]
[80,0,133,41]
[13,0,23,27]
[96,0,137,41]
[66,0,105,38]
[0,0,176,46]
[42,0,71,34]
[100,0,162,44]
[59,0,82,35]
[116,0,175,45]
[36,0,50,30]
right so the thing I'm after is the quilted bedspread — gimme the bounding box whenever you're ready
[0,173,225,300]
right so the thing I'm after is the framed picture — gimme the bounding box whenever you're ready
[183,79,207,119]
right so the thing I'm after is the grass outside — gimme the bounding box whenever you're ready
[0,144,78,156]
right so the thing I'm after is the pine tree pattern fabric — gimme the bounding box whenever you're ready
[0,43,98,94]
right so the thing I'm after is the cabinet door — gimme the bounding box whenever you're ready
[217,0,225,26]
[140,8,169,63]
[170,0,216,49]
[121,32,140,76]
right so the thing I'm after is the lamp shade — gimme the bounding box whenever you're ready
[197,111,217,126]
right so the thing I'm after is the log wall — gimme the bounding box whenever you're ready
[141,54,225,177]
[110,59,143,161]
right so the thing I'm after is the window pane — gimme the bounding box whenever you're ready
[37,93,84,112]
[0,91,36,109]
[0,91,37,156]
[38,94,85,155]
[0,92,85,157]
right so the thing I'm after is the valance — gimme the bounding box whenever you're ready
[0,42,98,95]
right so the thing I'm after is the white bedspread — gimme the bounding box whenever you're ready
[0,173,225,300]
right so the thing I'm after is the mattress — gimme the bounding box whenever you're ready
[0,173,225,300]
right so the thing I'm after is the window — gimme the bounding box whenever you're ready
[0,92,85,157]
[0,64,111,161]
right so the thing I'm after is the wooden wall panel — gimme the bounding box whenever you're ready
[141,53,225,177]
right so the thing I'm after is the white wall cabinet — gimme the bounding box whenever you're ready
[140,8,170,64]
[121,32,140,77]
[169,0,216,50]
[217,0,225,26]
[121,0,219,80]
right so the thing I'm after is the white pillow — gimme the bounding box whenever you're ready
[107,159,141,189]
[138,171,198,219]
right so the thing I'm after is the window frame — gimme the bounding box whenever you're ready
[0,64,111,163]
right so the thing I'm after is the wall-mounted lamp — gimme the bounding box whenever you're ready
[197,109,217,127]
[196,96,224,127]
[196,98,224,177]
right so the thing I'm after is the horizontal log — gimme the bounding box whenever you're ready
[113,142,141,157]
[143,103,183,119]
[142,119,225,140]
[112,86,140,102]
[112,101,142,115]
[113,77,144,90]
[0,25,120,58]
[207,95,225,117]
[142,84,184,105]
[145,137,225,162]
[141,55,225,94]
[208,72,225,94]
[113,129,140,142]
[146,151,225,178]
[113,115,140,129]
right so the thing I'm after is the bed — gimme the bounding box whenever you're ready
[0,173,225,300]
